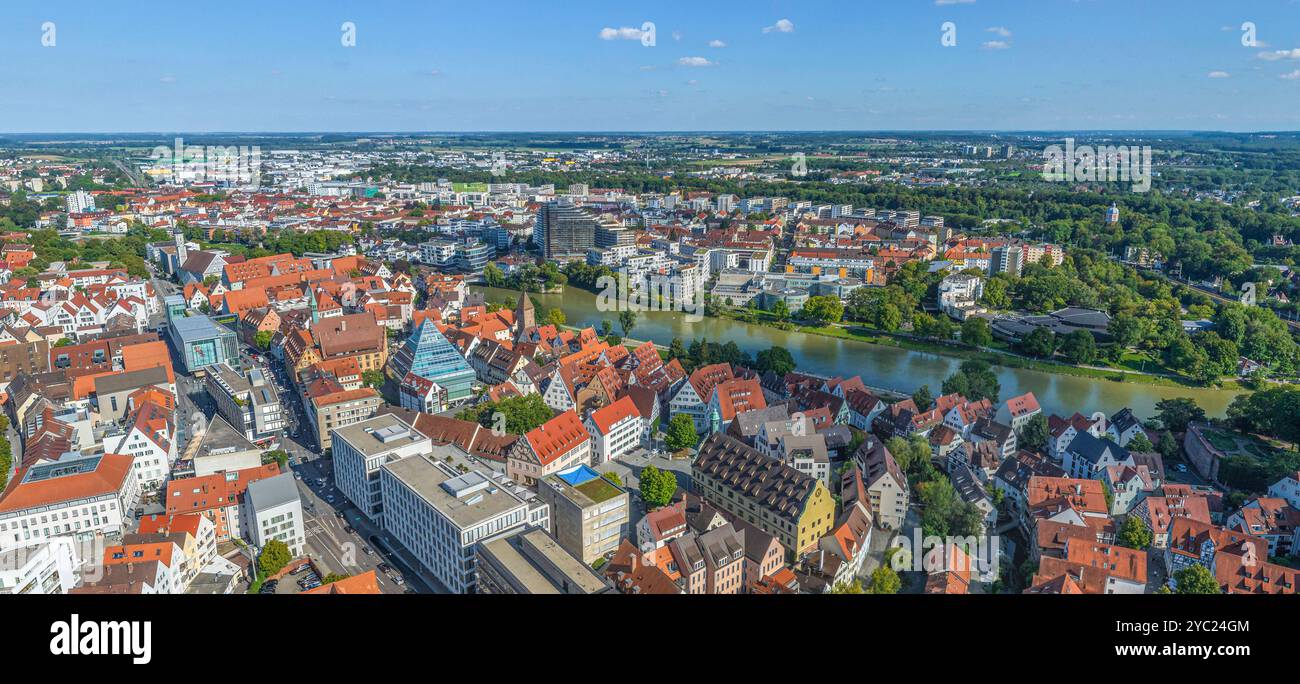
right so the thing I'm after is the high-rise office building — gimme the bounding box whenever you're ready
[534,202,597,261]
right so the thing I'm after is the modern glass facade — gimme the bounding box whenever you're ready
[389,319,476,402]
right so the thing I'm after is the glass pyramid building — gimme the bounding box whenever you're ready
[388,319,476,402]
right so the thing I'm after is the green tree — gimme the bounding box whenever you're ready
[912,312,955,340]
[1018,327,1057,358]
[1173,565,1221,594]
[601,471,623,487]
[754,346,796,376]
[960,317,993,347]
[1107,312,1144,349]
[257,539,292,577]
[482,262,506,287]
[1157,431,1180,460]
[867,565,901,594]
[1020,413,1050,451]
[254,329,275,351]
[546,308,566,327]
[668,337,686,360]
[829,578,865,594]
[800,295,844,326]
[1059,329,1097,365]
[1226,385,1300,445]
[979,277,1011,310]
[1117,515,1153,549]
[639,465,677,508]
[1128,432,1154,452]
[618,309,637,338]
[361,370,385,389]
[322,573,350,584]
[912,384,934,412]
[1154,398,1205,433]
[460,394,555,435]
[941,360,1001,403]
[770,298,791,322]
[599,320,613,338]
[665,413,699,451]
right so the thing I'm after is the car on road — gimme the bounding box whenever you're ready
[1176,464,1188,473]
[344,525,355,534]
[293,472,301,479]
[334,511,345,520]
[393,575,405,585]
[377,562,391,573]
[362,546,373,556]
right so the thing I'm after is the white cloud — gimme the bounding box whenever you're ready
[159,75,176,83]
[672,31,682,42]
[686,79,699,86]
[981,40,1010,50]
[1206,71,1230,78]
[599,26,646,41]
[986,26,1012,38]
[935,0,975,5]
[709,39,727,48]
[677,56,716,67]
[1258,48,1300,61]
[763,19,794,34]
[1281,69,1300,80]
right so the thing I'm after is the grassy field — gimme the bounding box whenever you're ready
[452,182,489,192]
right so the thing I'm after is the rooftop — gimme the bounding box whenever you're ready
[381,453,529,531]
[332,414,428,457]
[246,472,300,512]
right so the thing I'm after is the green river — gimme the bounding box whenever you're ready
[474,286,1241,419]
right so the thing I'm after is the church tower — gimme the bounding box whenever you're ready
[174,231,188,270]
[514,290,535,342]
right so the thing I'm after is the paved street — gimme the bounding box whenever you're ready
[151,261,444,593]
[290,456,448,594]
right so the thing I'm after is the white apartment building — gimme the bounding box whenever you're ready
[0,453,139,553]
[0,537,81,594]
[243,473,306,558]
[583,396,643,464]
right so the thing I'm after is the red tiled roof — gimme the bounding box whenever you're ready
[524,410,589,466]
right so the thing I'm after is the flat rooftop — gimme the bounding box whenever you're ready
[246,472,300,511]
[381,454,527,531]
[479,528,608,595]
[545,464,626,506]
[332,414,427,458]
[172,313,234,341]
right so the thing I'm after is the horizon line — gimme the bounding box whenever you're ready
[4,128,1300,137]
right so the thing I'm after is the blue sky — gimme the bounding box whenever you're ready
[1,0,1299,132]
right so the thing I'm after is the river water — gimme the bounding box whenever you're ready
[475,286,1241,419]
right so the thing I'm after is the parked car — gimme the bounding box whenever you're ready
[393,575,405,586]
[344,526,355,534]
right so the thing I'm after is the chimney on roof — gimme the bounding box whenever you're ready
[340,320,347,332]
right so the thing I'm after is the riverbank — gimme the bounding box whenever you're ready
[711,307,1242,391]
[473,285,1243,418]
